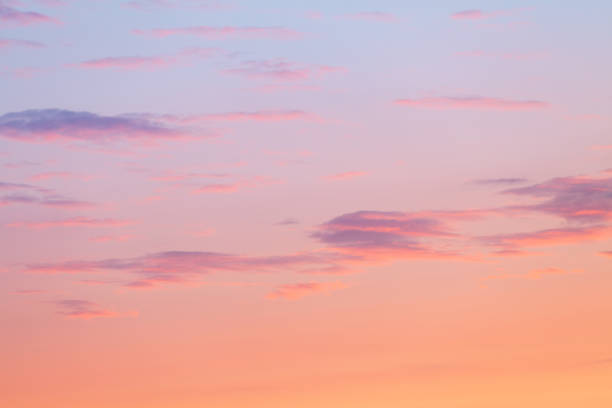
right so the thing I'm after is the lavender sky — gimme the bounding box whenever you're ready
[1,1,612,407]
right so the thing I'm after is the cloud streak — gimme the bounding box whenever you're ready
[0,109,214,143]
[134,26,299,39]
[266,281,347,300]
[395,97,548,111]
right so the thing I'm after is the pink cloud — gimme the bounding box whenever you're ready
[0,2,58,26]
[12,289,45,295]
[600,251,612,258]
[324,171,368,181]
[0,181,93,209]
[0,109,214,143]
[125,0,229,11]
[90,234,134,242]
[29,171,75,181]
[455,50,547,60]
[266,281,347,300]
[51,299,116,319]
[196,182,240,193]
[0,38,45,48]
[395,96,548,111]
[194,176,281,194]
[342,11,396,22]
[485,267,579,281]
[8,217,131,229]
[502,175,612,222]
[223,60,345,81]
[451,9,488,20]
[79,56,174,70]
[480,225,612,252]
[181,110,312,122]
[134,25,299,39]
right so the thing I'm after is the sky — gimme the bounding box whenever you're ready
[1,1,612,407]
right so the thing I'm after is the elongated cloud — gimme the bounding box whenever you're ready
[266,281,347,300]
[51,299,116,319]
[451,9,487,19]
[0,180,92,208]
[223,60,345,81]
[0,109,210,143]
[79,56,173,70]
[324,171,368,181]
[480,225,612,252]
[502,175,612,222]
[0,2,57,26]
[343,11,395,22]
[312,210,461,261]
[25,250,349,289]
[134,25,299,39]
[395,97,548,111]
[77,47,220,71]
[181,110,311,122]
[8,217,130,229]
[472,178,528,186]
[0,38,45,48]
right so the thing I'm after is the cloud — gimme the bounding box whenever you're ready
[455,50,547,60]
[90,234,133,242]
[0,2,57,26]
[12,289,45,295]
[342,11,396,22]
[311,210,461,261]
[79,56,174,70]
[0,180,92,208]
[324,171,368,181]
[223,60,345,81]
[502,175,612,223]
[193,176,281,194]
[177,110,312,123]
[599,251,612,258]
[8,217,131,229]
[485,267,579,281]
[275,218,299,226]
[77,47,220,71]
[395,97,548,111]
[51,299,116,319]
[134,26,299,39]
[0,38,45,48]
[451,9,488,20]
[124,0,228,11]
[266,281,347,300]
[30,171,75,181]
[0,109,212,143]
[24,250,349,289]
[480,225,612,252]
[472,178,528,186]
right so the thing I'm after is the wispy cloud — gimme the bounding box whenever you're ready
[395,96,548,111]
[223,59,345,81]
[134,25,299,39]
[0,1,58,26]
[0,38,45,48]
[472,178,528,186]
[8,217,131,229]
[0,109,215,144]
[324,171,368,181]
[342,11,396,22]
[266,281,347,300]
[51,299,117,319]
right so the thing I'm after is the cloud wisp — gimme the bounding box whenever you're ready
[395,96,548,111]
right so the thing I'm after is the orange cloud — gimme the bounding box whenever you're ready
[266,281,347,300]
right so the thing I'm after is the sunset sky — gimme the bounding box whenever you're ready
[1,1,612,407]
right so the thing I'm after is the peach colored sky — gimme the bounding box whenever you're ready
[1,1,611,407]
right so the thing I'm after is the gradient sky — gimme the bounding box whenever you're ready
[2,1,612,407]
